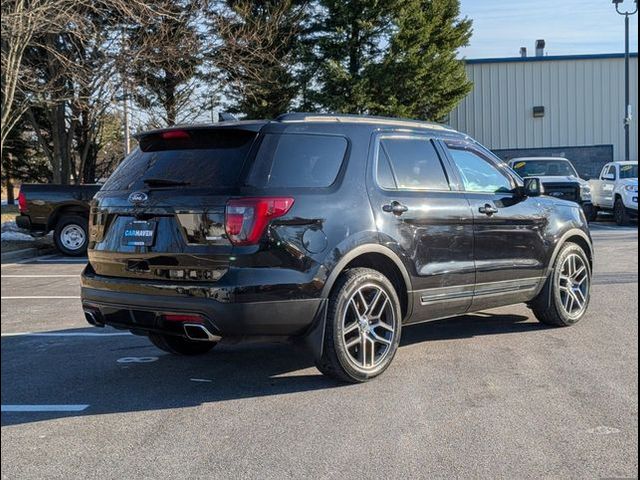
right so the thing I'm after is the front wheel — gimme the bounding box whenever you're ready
[148,333,217,355]
[584,204,598,223]
[316,268,402,383]
[530,243,591,327]
[614,198,631,226]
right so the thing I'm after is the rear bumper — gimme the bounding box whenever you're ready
[15,215,32,231]
[80,268,324,338]
[15,215,47,235]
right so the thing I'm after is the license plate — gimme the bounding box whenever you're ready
[122,221,156,246]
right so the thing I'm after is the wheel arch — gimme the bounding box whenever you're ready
[305,244,413,362]
[546,229,594,276]
[47,203,90,232]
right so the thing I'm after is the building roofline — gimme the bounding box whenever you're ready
[465,52,639,65]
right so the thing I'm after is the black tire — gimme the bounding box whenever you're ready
[530,242,591,327]
[584,204,598,223]
[54,215,88,256]
[315,268,402,383]
[148,332,217,355]
[614,197,631,226]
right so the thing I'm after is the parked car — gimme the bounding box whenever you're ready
[81,114,594,383]
[589,161,638,225]
[16,183,101,256]
[508,157,596,221]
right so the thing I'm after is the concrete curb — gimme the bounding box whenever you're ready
[1,246,55,263]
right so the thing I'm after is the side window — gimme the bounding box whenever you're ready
[447,148,514,194]
[376,137,450,191]
[608,165,617,180]
[247,133,347,188]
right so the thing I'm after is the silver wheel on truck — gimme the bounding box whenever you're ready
[54,215,88,256]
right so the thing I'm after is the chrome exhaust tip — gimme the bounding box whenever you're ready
[83,309,104,327]
[183,323,222,342]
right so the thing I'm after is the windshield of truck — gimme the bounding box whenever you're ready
[511,159,579,178]
[619,164,638,179]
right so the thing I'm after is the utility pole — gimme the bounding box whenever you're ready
[123,83,131,156]
[121,28,131,156]
[613,0,638,161]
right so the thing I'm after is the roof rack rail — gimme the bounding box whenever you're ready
[218,112,239,122]
[275,112,453,131]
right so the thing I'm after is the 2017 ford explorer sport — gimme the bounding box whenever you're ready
[81,114,594,383]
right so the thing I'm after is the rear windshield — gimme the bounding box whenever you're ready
[101,129,257,191]
[246,133,348,188]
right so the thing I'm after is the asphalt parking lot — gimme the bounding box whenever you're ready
[1,221,638,479]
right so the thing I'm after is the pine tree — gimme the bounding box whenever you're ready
[370,0,473,121]
[311,0,396,114]
[210,0,307,119]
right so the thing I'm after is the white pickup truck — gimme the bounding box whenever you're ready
[589,161,638,225]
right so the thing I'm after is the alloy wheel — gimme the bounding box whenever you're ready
[557,253,589,318]
[341,284,397,370]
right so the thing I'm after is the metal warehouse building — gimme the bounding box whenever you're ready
[448,51,639,178]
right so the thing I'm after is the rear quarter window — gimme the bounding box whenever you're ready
[246,133,348,188]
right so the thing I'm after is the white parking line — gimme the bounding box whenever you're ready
[1,404,89,412]
[0,296,80,300]
[1,332,131,337]
[1,275,79,278]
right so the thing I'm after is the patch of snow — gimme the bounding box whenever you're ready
[2,221,22,233]
[1,221,34,241]
[1,230,35,242]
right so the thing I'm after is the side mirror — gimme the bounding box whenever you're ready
[523,177,544,197]
[603,174,616,181]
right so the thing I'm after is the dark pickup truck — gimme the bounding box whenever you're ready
[16,184,101,256]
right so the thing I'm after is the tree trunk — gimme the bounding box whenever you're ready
[4,153,15,205]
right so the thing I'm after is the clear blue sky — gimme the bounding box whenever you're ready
[459,0,639,59]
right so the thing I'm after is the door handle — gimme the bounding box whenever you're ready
[479,204,499,216]
[382,201,409,215]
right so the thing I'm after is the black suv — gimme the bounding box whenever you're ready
[81,113,593,383]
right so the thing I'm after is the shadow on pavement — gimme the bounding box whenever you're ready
[2,312,540,426]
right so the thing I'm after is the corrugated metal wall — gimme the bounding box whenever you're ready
[448,55,639,161]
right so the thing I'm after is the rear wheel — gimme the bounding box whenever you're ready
[614,197,631,226]
[54,215,88,256]
[148,332,217,355]
[316,268,402,383]
[530,243,591,327]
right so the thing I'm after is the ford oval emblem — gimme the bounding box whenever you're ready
[128,191,148,204]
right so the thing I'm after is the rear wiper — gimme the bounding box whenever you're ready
[143,178,191,187]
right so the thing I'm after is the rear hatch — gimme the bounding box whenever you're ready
[89,126,261,282]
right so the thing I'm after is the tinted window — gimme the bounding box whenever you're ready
[449,148,513,193]
[377,137,450,190]
[102,129,256,191]
[247,134,347,188]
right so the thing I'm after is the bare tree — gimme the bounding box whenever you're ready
[1,0,177,184]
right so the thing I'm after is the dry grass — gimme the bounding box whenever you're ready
[1,204,19,224]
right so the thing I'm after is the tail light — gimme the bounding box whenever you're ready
[17,190,27,213]
[225,197,294,246]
